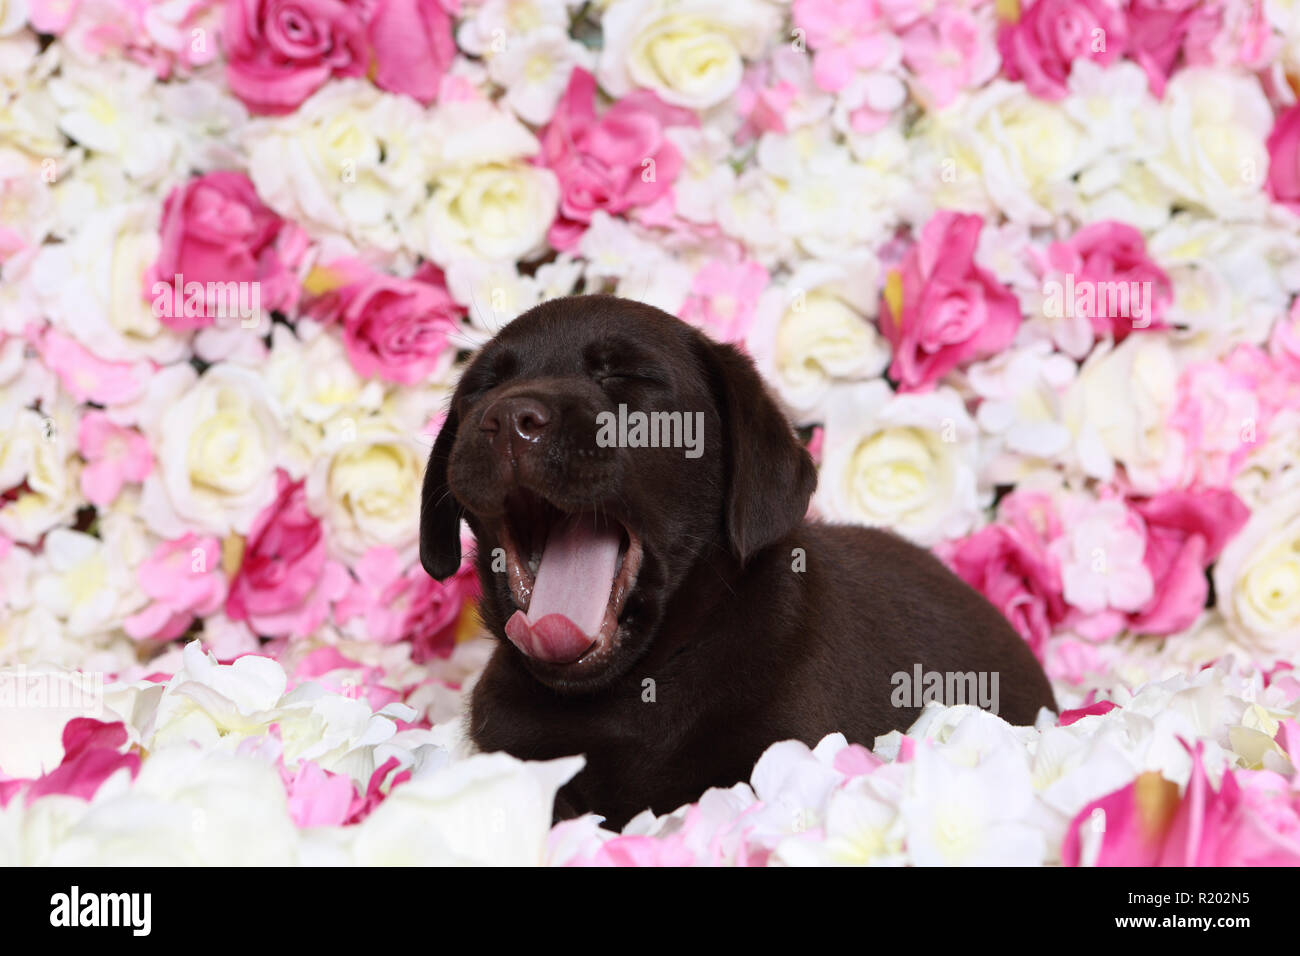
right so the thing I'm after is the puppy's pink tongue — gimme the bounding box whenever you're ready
[505,513,622,663]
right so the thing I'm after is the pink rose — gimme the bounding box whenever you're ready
[367,0,456,104]
[880,211,1021,392]
[320,261,464,385]
[222,0,369,114]
[936,493,1067,658]
[539,68,695,250]
[1127,489,1249,636]
[145,171,306,331]
[997,0,1128,100]
[1044,221,1172,345]
[405,553,479,663]
[226,470,350,638]
[1124,0,1216,97]
[1266,103,1300,215]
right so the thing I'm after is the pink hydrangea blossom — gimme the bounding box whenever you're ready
[124,533,227,642]
[678,260,769,344]
[792,0,901,93]
[77,412,153,507]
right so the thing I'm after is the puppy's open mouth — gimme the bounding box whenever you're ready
[495,489,643,666]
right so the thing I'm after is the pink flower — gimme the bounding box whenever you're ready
[404,554,479,663]
[997,0,1128,101]
[335,547,428,645]
[226,470,350,638]
[37,329,152,405]
[367,0,456,104]
[322,261,465,385]
[936,492,1067,658]
[538,68,695,250]
[900,9,999,108]
[1269,299,1300,376]
[222,0,370,115]
[1063,742,1300,866]
[1168,345,1279,489]
[575,834,699,867]
[1044,220,1172,345]
[1124,0,1218,97]
[678,260,769,344]
[880,211,1021,392]
[792,0,900,93]
[3,719,140,807]
[145,171,306,331]
[77,412,153,507]
[282,759,359,827]
[1127,489,1249,636]
[1266,103,1300,215]
[124,533,227,642]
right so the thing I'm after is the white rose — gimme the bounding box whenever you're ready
[815,382,986,547]
[137,364,286,538]
[1062,335,1185,494]
[31,201,188,365]
[1214,486,1300,655]
[599,0,779,109]
[306,418,427,562]
[0,404,81,545]
[246,80,432,254]
[968,81,1095,226]
[1146,68,1273,220]
[747,257,889,424]
[418,161,559,265]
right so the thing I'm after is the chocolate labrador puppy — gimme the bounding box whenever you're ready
[421,294,1055,829]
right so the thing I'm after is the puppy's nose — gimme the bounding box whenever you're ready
[480,396,552,451]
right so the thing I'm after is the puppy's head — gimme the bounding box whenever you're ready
[421,295,815,693]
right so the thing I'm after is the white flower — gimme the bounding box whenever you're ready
[968,342,1077,484]
[457,0,570,55]
[746,257,888,424]
[815,382,985,547]
[305,417,427,563]
[1146,68,1273,221]
[136,363,286,538]
[598,0,780,110]
[1061,335,1184,493]
[246,80,432,254]
[344,752,584,865]
[31,201,189,365]
[488,25,595,126]
[0,403,81,544]
[1214,485,1300,655]
[902,740,1046,865]
[665,124,737,225]
[31,521,149,638]
[405,101,558,265]
[48,58,180,187]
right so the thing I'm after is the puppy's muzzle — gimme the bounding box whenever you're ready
[480,394,552,469]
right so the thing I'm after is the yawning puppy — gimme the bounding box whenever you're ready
[421,294,1056,829]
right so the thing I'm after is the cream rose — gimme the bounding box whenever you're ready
[246,80,431,254]
[306,418,427,562]
[815,382,985,547]
[747,258,889,425]
[1214,485,1300,655]
[137,364,286,538]
[598,0,779,110]
[1146,68,1273,220]
[0,404,81,545]
[31,201,188,365]
[419,161,559,265]
[1062,335,1185,494]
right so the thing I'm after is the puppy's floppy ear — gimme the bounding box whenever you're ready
[420,406,463,581]
[699,338,817,564]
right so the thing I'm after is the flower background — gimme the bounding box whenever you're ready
[2,0,1300,864]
